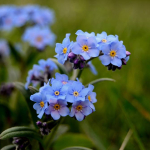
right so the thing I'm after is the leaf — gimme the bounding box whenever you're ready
[51,58,68,75]
[63,146,93,150]
[0,130,43,144]
[28,86,39,94]
[13,82,38,126]
[8,42,23,62]
[85,78,115,87]
[0,126,35,138]
[53,133,94,150]
[1,145,16,150]
[80,121,106,150]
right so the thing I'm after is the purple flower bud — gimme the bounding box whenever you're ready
[0,83,14,96]
[68,52,76,59]
[79,61,85,69]
[80,55,85,61]
[122,59,127,65]
[126,51,131,56]
[36,121,43,128]
[74,58,79,64]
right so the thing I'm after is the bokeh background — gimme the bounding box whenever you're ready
[0,0,150,150]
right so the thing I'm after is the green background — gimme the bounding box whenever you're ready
[0,0,150,149]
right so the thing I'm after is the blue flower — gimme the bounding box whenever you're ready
[55,33,73,64]
[70,100,92,121]
[22,26,56,50]
[0,39,10,57]
[72,34,99,60]
[96,32,118,49]
[99,41,126,67]
[45,99,69,120]
[30,92,48,119]
[43,80,68,100]
[85,84,97,111]
[87,61,97,75]
[66,80,89,103]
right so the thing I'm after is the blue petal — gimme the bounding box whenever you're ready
[90,92,97,103]
[80,52,90,60]
[33,103,41,114]
[88,49,100,57]
[76,35,87,47]
[75,111,84,121]
[99,55,111,66]
[52,80,62,91]
[55,43,63,53]
[117,48,126,59]
[30,93,42,103]
[87,36,97,48]
[45,105,53,114]
[80,88,89,97]
[66,94,74,103]
[111,57,122,67]
[111,42,122,50]
[72,42,82,54]
[70,107,76,117]
[37,109,44,119]
[88,84,94,92]
[51,110,60,120]
[101,44,110,54]
[72,81,83,92]
[59,106,69,116]
[82,106,92,116]
[58,99,68,106]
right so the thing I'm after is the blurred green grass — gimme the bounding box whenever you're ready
[0,0,150,149]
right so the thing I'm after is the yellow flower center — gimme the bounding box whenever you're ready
[54,104,60,110]
[63,48,67,54]
[40,101,44,108]
[110,50,116,57]
[36,36,43,42]
[73,91,79,97]
[76,105,83,111]
[82,45,89,52]
[102,39,107,43]
[62,81,67,84]
[55,91,60,96]
[88,95,91,101]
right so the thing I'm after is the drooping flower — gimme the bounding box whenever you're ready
[87,61,97,75]
[55,33,73,64]
[72,34,99,60]
[45,99,69,120]
[70,100,93,121]
[66,80,89,103]
[30,92,48,119]
[99,41,126,67]
[22,26,56,50]
[85,84,97,111]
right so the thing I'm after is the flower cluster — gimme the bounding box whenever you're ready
[0,5,55,31]
[22,26,56,50]
[30,73,97,121]
[25,59,57,89]
[55,30,131,71]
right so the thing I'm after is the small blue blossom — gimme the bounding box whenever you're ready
[99,41,126,67]
[45,99,69,120]
[43,80,68,100]
[72,34,99,60]
[30,92,48,119]
[22,26,56,50]
[55,33,73,64]
[87,61,97,75]
[66,80,89,103]
[75,30,95,38]
[70,100,93,121]
[96,31,118,49]
[0,39,10,57]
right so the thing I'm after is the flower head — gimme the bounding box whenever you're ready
[55,33,73,64]
[99,41,126,67]
[30,92,48,119]
[70,100,93,121]
[66,80,89,103]
[45,99,69,120]
[72,33,99,60]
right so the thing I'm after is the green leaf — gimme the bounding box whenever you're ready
[63,146,92,150]
[1,145,16,150]
[13,82,38,126]
[53,133,94,150]
[85,78,115,87]
[8,42,23,62]
[0,126,35,138]
[0,130,42,144]
[51,58,68,75]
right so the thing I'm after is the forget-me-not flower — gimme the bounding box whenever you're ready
[45,99,69,120]
[30,92,48,119]
[55,33,73,64]
[70,100,92,121]
[99,41,126,67]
